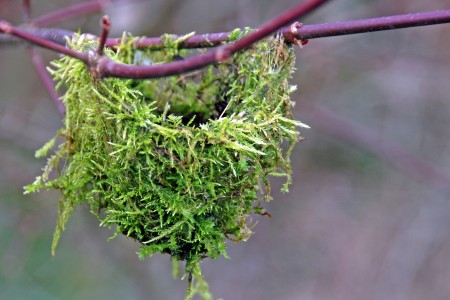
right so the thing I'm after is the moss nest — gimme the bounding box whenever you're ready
[26,29,307,297]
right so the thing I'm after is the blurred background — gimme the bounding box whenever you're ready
[1,0,450,299]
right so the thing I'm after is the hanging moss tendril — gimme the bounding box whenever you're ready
[25,28,308,299]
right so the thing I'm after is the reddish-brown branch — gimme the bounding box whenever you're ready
[6,9,450,50]
[104,9,450,49]
[3,9,450,50]
[31,0,108,27]
[223,0,329,57]
[98,0,330,78]
[1,0,329,79]
[293,9,450,40]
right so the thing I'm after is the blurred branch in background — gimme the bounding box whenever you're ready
[22,0,64,115]
[30,0,109,27]
[22,0,31,22]
[302,103,450,195]
[28,48,64,115]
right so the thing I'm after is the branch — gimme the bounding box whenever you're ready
[105,9,450,49]
[97,0,330,78]
[6,1,450,194]
[295,9,450,40]
[0,20,87,61]
[22,0,65,115]
[98,8,450,78]
[105,32,233,50]
[97,15,111,56]
[2,5,450,79]
[1,0,329,79]
[4,9,450,50]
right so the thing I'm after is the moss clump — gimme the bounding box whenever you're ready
[25,30,307,298]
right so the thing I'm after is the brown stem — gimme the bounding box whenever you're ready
[97,15,111,56]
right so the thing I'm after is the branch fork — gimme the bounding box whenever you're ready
[282,22,309,46]
[85,15,111,78]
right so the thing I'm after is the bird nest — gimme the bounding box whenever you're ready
[26,29,307,297]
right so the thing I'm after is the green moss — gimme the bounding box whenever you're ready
[25,30,307,299]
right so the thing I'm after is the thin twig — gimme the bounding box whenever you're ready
[0,28,74,46]
[97,15,111,56]
[0,20,87,61]
[28,48,65,115]
[293,9,450,40]
[105,32,233,50]
[31,0,108,27]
